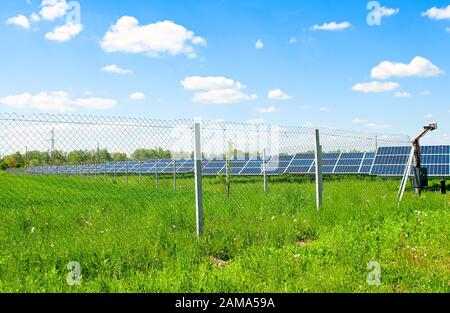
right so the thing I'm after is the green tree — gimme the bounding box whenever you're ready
[112,152,127,161]
[67,150,90,165]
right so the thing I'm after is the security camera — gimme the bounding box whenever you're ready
[424,123,437,131]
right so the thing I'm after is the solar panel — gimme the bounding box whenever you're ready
[266,155,293,175]
[202,159,226,176]
[240,158,263,176]
[370,145,450,177]
[286,153,314,174]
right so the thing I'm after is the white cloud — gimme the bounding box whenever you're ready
[311,21,352,31]
[192,89,257,104]
[0,91,117,111]
[371,56,444,79]
[319,107,330,113]
[0,91,71,112]
[352,118,368,124]
[365,122,392,129]
[30,13,40,22]
[100,16,206,58]
[289,37,297,44]
[45,23,83,42]
[6,15,30,29]
[424,113,433,119]
[129,92,146,101]
[256,106,278,113]
[40,0,69,21]
[352,81,399,93]
[247,118,265,125]
[255,39,264,49]
[101,64,133,75]
[72,98,117,110]
[394,91,411,98]
[352,117,391,129]
[422,5,450,20]
[181,76,243,91]
[446,27,450,33]
[267,89,293,100]
[181,76,257,104]
[379,7,400,17]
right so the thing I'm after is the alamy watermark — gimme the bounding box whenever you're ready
[366,261,381,286]
[67,261,81,286]
[367,1,383,26]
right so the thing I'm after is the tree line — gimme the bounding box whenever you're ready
[0,148,173,170]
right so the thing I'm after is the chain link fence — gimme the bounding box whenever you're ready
[1,112,419,292]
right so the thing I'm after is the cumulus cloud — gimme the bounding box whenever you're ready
[0,91,117,111]
[289,37,297,44]
[422,5,450,20]
[40,0,69,21]
[394,91,411,98]
[267,89,293,100]
[365,122,392,129]
[45,23,83,41]
[255,39,264,49]
[129,92,146,101]
[181,76,257,104]
[319,107,330,112]
[72,98,117,110]
[352,81,399,93]
[256,106,278,113]
[6,15,30,29]
[371,56,443,79]
[352,118,368,124]
[30,13,41,22]
[311,21,351,31]
[101,64,133,75]
[100,16,206,58]
[424,113,433,119]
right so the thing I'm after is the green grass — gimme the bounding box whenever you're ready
[0,171,448,293]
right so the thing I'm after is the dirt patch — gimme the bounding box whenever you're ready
[296,240,313,248]
[210,256,228,269]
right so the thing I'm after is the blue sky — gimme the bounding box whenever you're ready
[0,0,449,144]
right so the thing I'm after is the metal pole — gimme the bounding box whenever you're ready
[314,129,323,210]
[126,160,129,186]
[155,159,159,191]
[173,159,177,191]
[114,161,117,184]
[194,123,204,238]
[139,157,142,184]
[263,148,268,193]
[104,160,107,182]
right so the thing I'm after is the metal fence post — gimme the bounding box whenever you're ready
[263,148,268,193]
[126,160,129,186]
[113,161,117,184]
[139,157,142,184]
[104,160,107,182]
[173,159,177,191]
[155,159,159,191]
[314,129,323,210]
[194,122,204,238]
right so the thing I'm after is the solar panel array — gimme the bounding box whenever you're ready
[26,146,450,177]
[26,151,381,176]
[370,145,450,177]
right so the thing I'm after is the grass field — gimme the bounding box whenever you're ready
[0,171,448,293]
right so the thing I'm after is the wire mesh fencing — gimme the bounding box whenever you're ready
[0,112,420,291]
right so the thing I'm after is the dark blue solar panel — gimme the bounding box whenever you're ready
[335,166,360,173]
[294,153,315,160]
[341,153,365,159]
[421,145,450,155]
[337,159,362,166]
[360,166,372,174]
